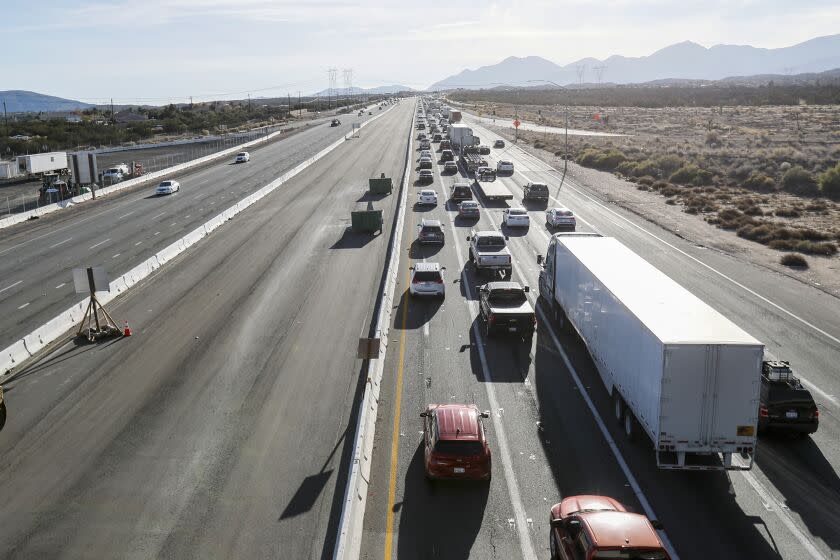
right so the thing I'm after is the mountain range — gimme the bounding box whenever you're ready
[312,85,414,97]
[428,34,840,90]
[0,90,93,113]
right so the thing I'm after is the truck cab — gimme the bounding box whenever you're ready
[537,233,603,318]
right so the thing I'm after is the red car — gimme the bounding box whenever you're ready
[550,495,670,560]
[421,404,491,481]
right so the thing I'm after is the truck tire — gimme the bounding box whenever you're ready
[469,250,475,264]
[624,410,635,441]
[0,401,6,432]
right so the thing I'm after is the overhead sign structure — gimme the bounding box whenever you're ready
[73,266,110,294]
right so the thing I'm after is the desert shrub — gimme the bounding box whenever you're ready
[799,228,831,241]
[617,161,638,176]
[742,205,764,216]
[796,241,837,255]
[729,163,754,180]
[651,180,670,190]
[670,164,699,184]
[633,159,658,177]
[743,171,776,192]
[705,131,720,146]
[774,207,801,218]
[637,175,655,186]
[769,239,798,250]
[665,198,677,205]
[660,185,683,197]
[654,154,684,175]
[780,253,808,268]
[596,149,627,170]
[692,168,714,186]
[819,162,840,199]
[684,206,699,214]
[533,141,545,149]
[805,200,827,212]
[781,166,818,196]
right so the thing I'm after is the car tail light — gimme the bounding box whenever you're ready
[434,277,443,284]
[812,408,819,418]
[412,277,422,284]
[488,314,496,325]
[759,405,768,418]
[531,315,537,325]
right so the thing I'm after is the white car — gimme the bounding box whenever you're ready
[503,207,530,227]
[235,151,250,163]
[546,207,577,230]
[419,150,432,160]
[417,189,438,205]
[155,180,180,195]
[102,168,124,183]
[497,160,514,174]
[409,262,446,298]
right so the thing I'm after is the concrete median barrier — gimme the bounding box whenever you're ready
[0,104,399,380]
[332,101,415,560]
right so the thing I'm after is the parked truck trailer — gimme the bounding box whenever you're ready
[537,234,763,470]
[16,152,69,176]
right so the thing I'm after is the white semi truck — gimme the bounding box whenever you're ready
[448,124,477,152]
[16,152,69,176]
[537,234,763,470]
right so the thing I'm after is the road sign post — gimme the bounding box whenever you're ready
[513,119,521,142]
[73,266,120,341]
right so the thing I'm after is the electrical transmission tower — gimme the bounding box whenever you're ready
[576,64,587,86]
[327,68,338,108]
[594,65,607,84]
[343,68,353,103]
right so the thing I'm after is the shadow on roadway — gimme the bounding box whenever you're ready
[411,202,436,213]
[280,424,349,520]
[408,239,443,259]
[755,432,840,551]
[393,289,443,331]
[468,316,531,383]
[3,335,123,387]
[330,226,379,249]
[412,180,434,188]
[531,300,785,559]
[500,223,529,238]
[357,191,388,203]
[396,443,489,560]
[523,199,549,211]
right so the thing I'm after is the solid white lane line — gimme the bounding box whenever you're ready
[422,319,429,337]
[170,223,178,227]
[741,471,826,560]
[49,238,72,249]
[134,241,143,246]
[151,212,166,220]
[17,302,29,310]
[55,283,66,289]
[184,215,191,219]
[0,280,23,294]
[89,238,110,250]
[444,209,538,560]
[154,231,161,236]
[118,211,134,219]
[112,253,121,259]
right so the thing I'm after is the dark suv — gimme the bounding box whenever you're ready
[523,181,549,202]
[759,361,819,435]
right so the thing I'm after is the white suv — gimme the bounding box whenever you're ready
[417,189,438,205]
[235,151,250,163]
[503,207,530,227]
[409,262,446,298]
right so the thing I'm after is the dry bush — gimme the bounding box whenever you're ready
[780,253,808,268]
[781,166,819,196]
[774,207,802,218]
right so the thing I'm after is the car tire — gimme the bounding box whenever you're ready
[613,391,623,423]
[550,533,558,559]
[0,401,6,432]
[624,409,635,441]
[484,319,493,338]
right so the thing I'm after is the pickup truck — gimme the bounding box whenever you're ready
[759,360,819,435]
[330,119,341,127]
[477,281,535,339]
[467,230,512,278]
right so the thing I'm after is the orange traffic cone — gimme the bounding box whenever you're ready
[123,321,132,337]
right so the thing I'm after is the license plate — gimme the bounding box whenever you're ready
[786,410,798,419]
[453,467,465,473]
[508,327,517,332]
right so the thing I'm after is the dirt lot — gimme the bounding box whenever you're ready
[488,121,840,297]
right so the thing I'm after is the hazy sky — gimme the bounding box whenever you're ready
[3,0,839,103]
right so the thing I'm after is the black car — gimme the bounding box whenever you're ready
[417,219,445,244]
[523,182,549,202]
[494,139,505,148]
[440,149,454,162]
[759,361,819,435]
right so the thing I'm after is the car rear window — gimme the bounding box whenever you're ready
[593,550,668,559]
[159,181,171,186]
[530,184,548,192]
[556,210,573,216]
[421,225,442,233]
[477,236,505,247]
[488,289,526,305]
[509,209,527,215]
[414,271,441,282]
[434,440,483,456]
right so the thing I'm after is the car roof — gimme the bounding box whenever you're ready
[484,281,523,291]
[419,169,432,174]
[508,207,527,212]
[582,511,663,550]
[413,262,442,272]
[473,230,502,237]
[551,206,572,212]
[420,189,436,194]
[430,404,481,440]
[558,495,626,517]
[421,219,442,227]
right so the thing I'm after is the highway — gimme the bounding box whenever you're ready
[0,100,414,558]
[0,107,382,352]
[360,106,840,559]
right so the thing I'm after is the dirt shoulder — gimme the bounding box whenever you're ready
[491,125,840,298]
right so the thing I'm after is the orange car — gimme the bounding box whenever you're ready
[550,495,670,560]
[421,404,491,481]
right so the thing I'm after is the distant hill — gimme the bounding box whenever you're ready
[0,90,93,113]
[428,34,840,90]
[312,84,414,97]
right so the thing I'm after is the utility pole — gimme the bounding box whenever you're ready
[576,65,586,86]
[327,68,338,110]
[248,93,252,112]
[110,98,115,123]
[2,101,7,137]
[298,91,301,117]
[593,65,607,85]
[190,96,193,109]
[288,93,291,118]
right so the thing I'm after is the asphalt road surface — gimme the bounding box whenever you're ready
[0,100,413,558]
[0,105,385,351]
[359,107,839,559]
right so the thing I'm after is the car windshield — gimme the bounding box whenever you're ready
[488,288,526,305]
[159,181,171,186]
[477,236,505,247]
[434,440,483,456]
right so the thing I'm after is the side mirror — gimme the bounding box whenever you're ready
[523,286,530,293]
[441,266,446,270]
[419,412,427,417]
[505,236,510,241]
[480,411,490,418]
[537,255,544,265]
[409,266,415,270]
[465,236,471,241]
